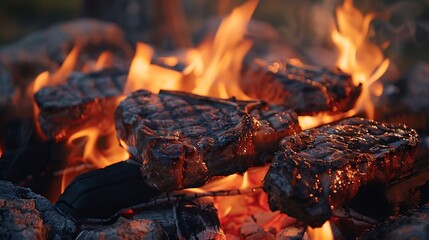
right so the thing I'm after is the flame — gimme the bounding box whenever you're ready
[125,42,183,94]
[186,166,291,235]
[32,47,80,139]
[299,0,389,129]
[61,125,128,192]
[95,51,113,70]
[190,0,258,99]
[33,46,79,94]
[331,0,389,119]
[307,221,334,240]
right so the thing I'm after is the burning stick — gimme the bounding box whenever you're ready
[129,187,264,213]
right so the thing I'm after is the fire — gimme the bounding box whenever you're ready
[187,166,291,236]
[30,0,388,237]
[191,0,257,99]
[62,125,128,192]
[125,42,183,94]
[33,46,79,94]
[332,0,389,119]
[95,51,113,70]
[299,0,389,129]
[32,47,80,139]
[307,221,334,240]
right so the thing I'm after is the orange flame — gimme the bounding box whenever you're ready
[307,221,334,240]
[33,46,79,94]
[299,0,389,129]
[61,125,128,192]
[332,0,389,119]
[191,0,258,99]
[125,42,183,94]
[95,51,113,70]
[186,166,291,235]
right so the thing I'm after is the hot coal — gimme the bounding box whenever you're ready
[115,90,300,192]
[56,161,161,220]
[263,117,419,227]
[0,180,76,239]
[360,204,429,240]
[241,60,362,115]
[34,68,127,142]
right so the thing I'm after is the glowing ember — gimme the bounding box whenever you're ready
[186,166,292,235]
[307,221,334,240]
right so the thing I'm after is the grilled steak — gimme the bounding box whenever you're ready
[115,90,300,192]
[239,101,301,165]
[34,68,127,141]
[263,117,419,227]
[241,59,362,115]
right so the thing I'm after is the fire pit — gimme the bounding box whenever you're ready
[1,0,429,239]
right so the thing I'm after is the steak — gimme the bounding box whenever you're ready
[34,68,127,141]
[263,117,419,227]
[115,90,300,192]
[241,59,362,115]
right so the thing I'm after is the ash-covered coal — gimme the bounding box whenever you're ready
[0,181,76,239]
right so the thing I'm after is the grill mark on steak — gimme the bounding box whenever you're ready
[34,68,127,141]
[241,59,362,115]
[262,117,419,227]
[115,90,301,192]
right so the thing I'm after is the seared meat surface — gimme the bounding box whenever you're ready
[34,68,127,141]
[240,101,301,164]
[115,90,300,192]
[241,60,362,115]
[263,117,419,227]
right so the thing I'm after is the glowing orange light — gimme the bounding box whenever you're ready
[191,0,258,99]
[125,42,183,94]
[299,0,389,129]
[307,221,334,240]
[33,46,79,94]
[331,0,389,119]
[125,42,154,94]
[95,51,113,70]
[61,126,128,192]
